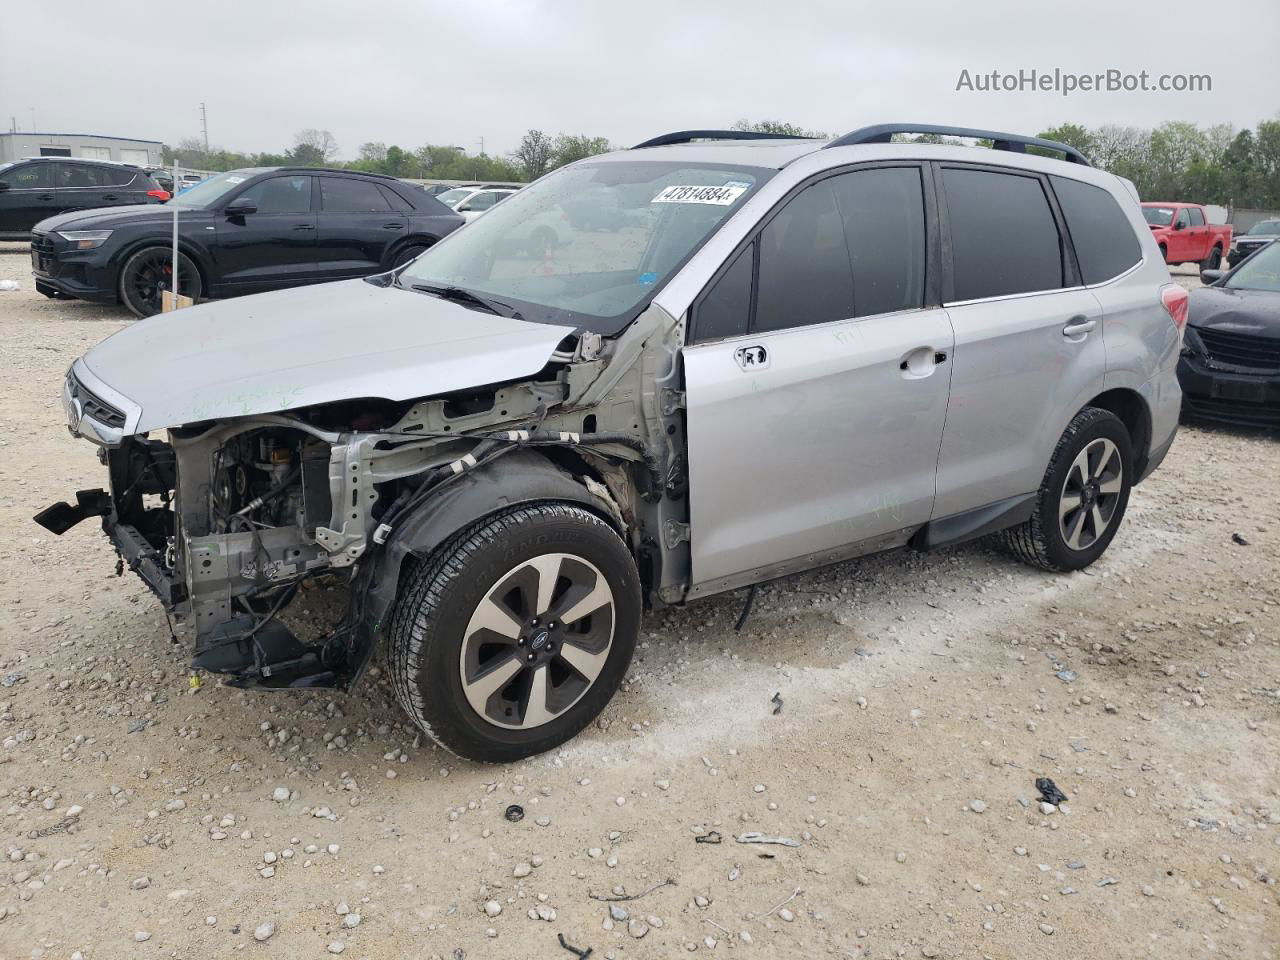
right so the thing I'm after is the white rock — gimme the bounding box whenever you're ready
[969,800,987,814]
[513,862,532,878]
[254,921,276,941]
[1039,922,1055,935]
[484,900,502,917]
[327,942,346,954]
[779,908,795,922]
[343,913,361,928]
[134,932,151,942]
[272,787,290,802]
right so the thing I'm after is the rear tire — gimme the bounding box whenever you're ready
[1158,243,1168,264]
[388,503,640,763]
[118,246,201,318]
[1200,245,1222,270]
[391,243,428,268]
[1000,407,1133,572]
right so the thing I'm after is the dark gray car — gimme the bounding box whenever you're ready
[0,157,167,239]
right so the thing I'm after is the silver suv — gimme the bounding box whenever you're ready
[37,124,1184,762]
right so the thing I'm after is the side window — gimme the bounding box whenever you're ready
[694,244,753,341]
[466,191,497,211]
[1050,176,1142,284]
[106,167,139,186]
[236,176,312,214]
[377,184,412,211]
[320,177,392,213]
[829,167,926,318]
[55,163,112,188]
[943,167,1064,301]
[1188,207,1205,226]
[2,163,50,189]
[755,179,853,332]
[1174,208,1189,229]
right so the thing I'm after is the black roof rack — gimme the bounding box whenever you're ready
[823,124,1091,166]
[633,129,816,149]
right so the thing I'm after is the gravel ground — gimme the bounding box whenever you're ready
[1,243,1277,959]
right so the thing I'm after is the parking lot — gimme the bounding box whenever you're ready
[0,240,1277,958]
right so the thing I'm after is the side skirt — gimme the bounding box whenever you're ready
[910,493,1036,552]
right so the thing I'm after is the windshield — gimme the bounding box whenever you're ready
[1226,241,1280,291]
[1247,220,1280,236]
[1142,206,1174,226]
[0,162,13,175]
[169,168,272,209]
[436,188,473,208]
[399,160,772,333]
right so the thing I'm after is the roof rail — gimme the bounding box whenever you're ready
[823,124,1091,166]
[633,129,816,149]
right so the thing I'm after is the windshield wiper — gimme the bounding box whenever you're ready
[410,283,523,320]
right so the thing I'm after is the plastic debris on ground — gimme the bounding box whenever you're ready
[1036,777,1069,806]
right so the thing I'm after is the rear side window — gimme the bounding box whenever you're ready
[1188,207,1205,226]
[55,163,118,188]
[320,177,392,213]
[755,178,853,332]
[695,244,753,340]
[943,167,1063,301]
[377,184,412,211]
[237,175,312,214]
[1050,176,1142,284]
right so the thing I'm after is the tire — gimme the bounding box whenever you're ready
[1200,245,1222,270]
[391,244,428,269]
[1000,407,1133,572]
[118,246,201,318]
[1158,244,1168,264]
[388,502,640,763]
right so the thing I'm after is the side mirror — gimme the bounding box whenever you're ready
[1173,221,1185,231]
[455,202,472,212]
[225,199,258,216]
[1200,268,1225,285]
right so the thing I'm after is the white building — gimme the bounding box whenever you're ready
[0,132,163,166]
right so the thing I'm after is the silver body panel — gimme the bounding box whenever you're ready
[76,278,573,435]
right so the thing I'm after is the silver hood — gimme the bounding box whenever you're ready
[76,279,574,435]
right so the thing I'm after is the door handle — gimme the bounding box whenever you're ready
[899,346,946,378]
[37,193,54,200]
[101,194,119,201]
[382,222,403,229]
[293,224,315,231]
[1062,317,1097,337]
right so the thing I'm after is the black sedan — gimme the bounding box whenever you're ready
[30,167,464,317]
[1179,239,1280,428]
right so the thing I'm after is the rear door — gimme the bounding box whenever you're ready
[932,163,1104,519]
[682,164,953,593]
[214,174,318,290]
[315,176,405,278]
[48,162,119,217]
[0,161,54,233]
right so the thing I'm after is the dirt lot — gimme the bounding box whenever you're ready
[0,242,1276,960]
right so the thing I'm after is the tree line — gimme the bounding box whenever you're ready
[162,128,612,183]
[162,118,1280,208]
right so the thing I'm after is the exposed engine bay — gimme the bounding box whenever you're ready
[42,309,691,689]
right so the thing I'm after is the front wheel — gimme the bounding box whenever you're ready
[1000,407,1133,572]
[118,246,201,318]
[388,503,640,762]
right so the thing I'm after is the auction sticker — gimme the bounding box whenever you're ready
[652,184,747,205]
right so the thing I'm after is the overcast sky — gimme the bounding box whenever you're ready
[3,0,1277,159]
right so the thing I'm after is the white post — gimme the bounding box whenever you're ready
[170,159,179,308]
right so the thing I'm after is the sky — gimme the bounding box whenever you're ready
[2,0,1277,160]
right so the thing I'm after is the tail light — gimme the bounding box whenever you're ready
[1161,284,1189,334]
[147,189,171,201]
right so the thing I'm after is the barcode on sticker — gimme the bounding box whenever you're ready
[652,184,747,205]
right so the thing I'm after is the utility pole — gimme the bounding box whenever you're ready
[200,102,209,154]
[30,108,36,133]
[477,137,485,156]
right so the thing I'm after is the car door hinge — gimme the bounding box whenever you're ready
[662,518,690,548]
[661,389,686,415]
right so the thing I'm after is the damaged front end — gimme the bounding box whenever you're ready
[36,306,689,691]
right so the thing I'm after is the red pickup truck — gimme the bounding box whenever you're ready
[1141,202,1232,270]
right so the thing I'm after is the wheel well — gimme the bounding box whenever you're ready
[1085,388,1152,477]
[387,234,438,265]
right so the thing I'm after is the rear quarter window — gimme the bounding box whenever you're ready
[1050,176,1142,285]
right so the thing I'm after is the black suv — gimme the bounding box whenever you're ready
[0,158,169,240]
[30,167,465,317]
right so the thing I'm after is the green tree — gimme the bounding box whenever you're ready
[551,134,612,169]
[1037,123,1099,160]
[512,129,554,180]
[731,119,827,138]
[290,129,338,166]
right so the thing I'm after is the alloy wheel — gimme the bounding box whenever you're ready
[1058,437,1124,551]
[458,552,615,729]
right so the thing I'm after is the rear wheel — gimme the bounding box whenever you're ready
[1200,245,1222,270]
[1000,407,1133,572]
[1158,243,1168,264]
[118,246,201,318]
[391,243,428,268]
[388,503,640,762]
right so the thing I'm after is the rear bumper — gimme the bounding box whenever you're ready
[1177,354,1280,428]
